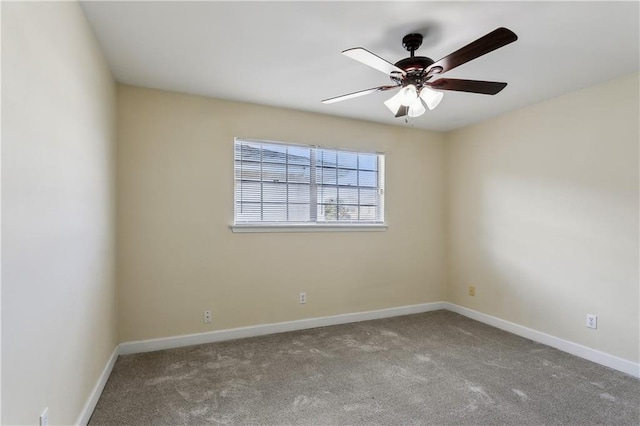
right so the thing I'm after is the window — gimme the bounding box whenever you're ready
[234,138,385,230]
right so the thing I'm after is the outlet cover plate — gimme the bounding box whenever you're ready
[40,408,49,426]
[586,314,597,329]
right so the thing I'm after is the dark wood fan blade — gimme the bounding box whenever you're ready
[394,105,408,118]
[427,78,508,95]
[342,48,406,76]
[427,28,517,76]
[322,85,398,104]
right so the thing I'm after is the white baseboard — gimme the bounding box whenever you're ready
[76,346,119,426]
[80,302,639,424]
[445,303,640,379]
[116,301,639,379]
[118,302,447,355]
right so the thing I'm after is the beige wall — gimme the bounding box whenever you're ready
[2,2,117,424]
[117,85,446,342]
[446,74,639,363]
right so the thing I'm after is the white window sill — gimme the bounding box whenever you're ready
[230,223,388,233]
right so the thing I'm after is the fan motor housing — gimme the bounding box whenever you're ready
[391,56,435,86]
[395,56,435,73]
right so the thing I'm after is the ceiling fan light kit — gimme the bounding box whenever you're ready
[322,27,518,119]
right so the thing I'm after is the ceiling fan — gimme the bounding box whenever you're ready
[322,27,518,118]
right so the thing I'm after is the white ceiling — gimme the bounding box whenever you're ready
[80,1,639,132]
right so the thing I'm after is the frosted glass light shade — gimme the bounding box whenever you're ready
[408,99,426,117]
[420,87,444,110]
[384,90,404,114]
[399,84,418,106]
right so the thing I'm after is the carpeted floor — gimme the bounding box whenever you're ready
[89,310,639,425]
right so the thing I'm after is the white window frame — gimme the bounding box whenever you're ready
[231,138,387,233]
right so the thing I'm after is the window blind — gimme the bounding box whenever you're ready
[234,139,384,225]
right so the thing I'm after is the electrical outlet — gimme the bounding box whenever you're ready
[40,408,49,426]
[204,310,212,323]
[468,286,476,296]
[299,292,307,304]
[586,314,597,329]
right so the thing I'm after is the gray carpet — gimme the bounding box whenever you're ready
[90,310,639,425]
